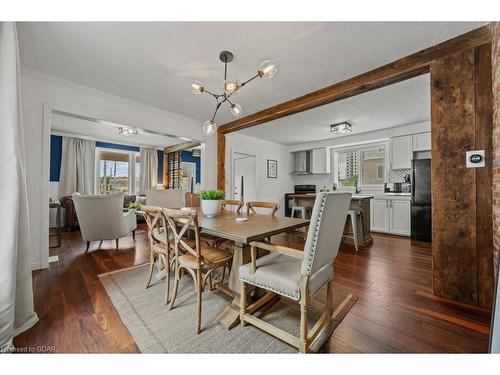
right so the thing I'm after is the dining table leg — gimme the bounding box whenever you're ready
[217,241,251,329]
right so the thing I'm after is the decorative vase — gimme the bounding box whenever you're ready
[201,199,221,218]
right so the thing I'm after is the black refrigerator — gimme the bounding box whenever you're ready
[411,159,432,242]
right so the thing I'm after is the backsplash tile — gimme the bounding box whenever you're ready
[389,168,411,182]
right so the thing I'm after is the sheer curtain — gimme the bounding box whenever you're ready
[140,147,158,194]
[0,22,39,352]
[59,137,96,198]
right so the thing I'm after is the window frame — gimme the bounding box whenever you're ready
[331,141,389,191]
[95,147,140,195]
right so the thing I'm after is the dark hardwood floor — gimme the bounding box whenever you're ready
[14,226,491,353]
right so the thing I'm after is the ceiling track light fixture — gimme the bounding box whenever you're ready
[330,122,352,136]
[191,50,278,136]
[119,127,138,136]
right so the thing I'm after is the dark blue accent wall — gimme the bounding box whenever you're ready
[49,136,164,183]
[157,150,164,184]
[50,135,63,181]
[181,150,201,184]
[95,141,139,152]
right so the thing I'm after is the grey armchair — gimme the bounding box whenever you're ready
[72,192,137,253]
[239,192,352,353]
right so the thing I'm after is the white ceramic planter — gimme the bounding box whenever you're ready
[201,199,222,218]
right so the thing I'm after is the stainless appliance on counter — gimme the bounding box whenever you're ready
[411,159,432,242]
[284,184,316,217]
[385,174,412,195]
[385,182,404,193]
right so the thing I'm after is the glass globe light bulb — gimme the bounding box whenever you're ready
[258,60,278,79]
[191,80,204,94]
[223,79,241,95]
[230,103,242,117]
[203,120,217,136]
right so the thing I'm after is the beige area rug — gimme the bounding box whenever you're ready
[99,264,357,353]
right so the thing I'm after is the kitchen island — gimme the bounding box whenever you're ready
[289,193,374,247]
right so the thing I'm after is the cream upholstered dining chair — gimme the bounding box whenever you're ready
[246,201,279,216]
[165,208,233,334]
[239,192,352,353]
[72,192,137,253]
[141,205,172,304]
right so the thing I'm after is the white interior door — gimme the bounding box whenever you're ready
[233,153,256,203]
[181,162,196,192]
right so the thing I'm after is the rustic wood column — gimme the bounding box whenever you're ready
[431,43,494,308]
[217,131,225,191]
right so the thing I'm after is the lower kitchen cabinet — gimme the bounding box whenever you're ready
[389,199,411,235]
[370,197,411,236]
[371,198,389,232]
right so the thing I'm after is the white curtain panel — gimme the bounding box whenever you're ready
[0,22,39,352]
[140,147,158,194]
[59,137,96,198]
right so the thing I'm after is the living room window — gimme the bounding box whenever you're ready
[96,148,139,194]
[334,143,387,189]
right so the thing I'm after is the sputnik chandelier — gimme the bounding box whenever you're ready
[191,50,278,136]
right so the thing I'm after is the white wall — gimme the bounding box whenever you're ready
[225,133,293,216]
[21,69,216,270]
[290,121,430,189]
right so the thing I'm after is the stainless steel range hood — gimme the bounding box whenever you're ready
[290,150,311,175]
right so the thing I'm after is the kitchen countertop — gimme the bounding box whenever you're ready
[289,193,374,200]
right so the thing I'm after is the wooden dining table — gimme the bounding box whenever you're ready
[195,209,309,329]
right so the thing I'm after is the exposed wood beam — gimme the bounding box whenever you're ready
[163,141,200,154]
[217,25,491,134]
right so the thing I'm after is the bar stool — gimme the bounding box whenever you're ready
[346,210,363,251]
[290,205,312,219]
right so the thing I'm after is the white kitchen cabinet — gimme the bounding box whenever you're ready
[412,132,431,152]
[370,197,411,236]
[389,199,411,236]
[311,148,330,174]
[390,135,412,170]
[370,198,389,233]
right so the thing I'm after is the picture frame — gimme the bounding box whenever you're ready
[267,159,278,178]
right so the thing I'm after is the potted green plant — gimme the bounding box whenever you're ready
[199,190,225,218]
[128,200,141,212]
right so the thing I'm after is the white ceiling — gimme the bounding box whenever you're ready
[240,73,430,145]
[51,112,185,149]
[18,22,484,126]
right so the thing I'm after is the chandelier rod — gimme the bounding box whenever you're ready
[241,73,260,87]
[211,100,223,122]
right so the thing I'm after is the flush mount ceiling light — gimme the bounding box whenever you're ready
[119,127,138,136]
[330,122,352,136]
[191,51,278,136]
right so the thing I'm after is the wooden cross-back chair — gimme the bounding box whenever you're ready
[163,208,233,334]
[238,192,352,353]
[185,192,201,208]
[221,199,244,213]
[246,201,279,216]
[141,205,172,304]
[183,192,223,247]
